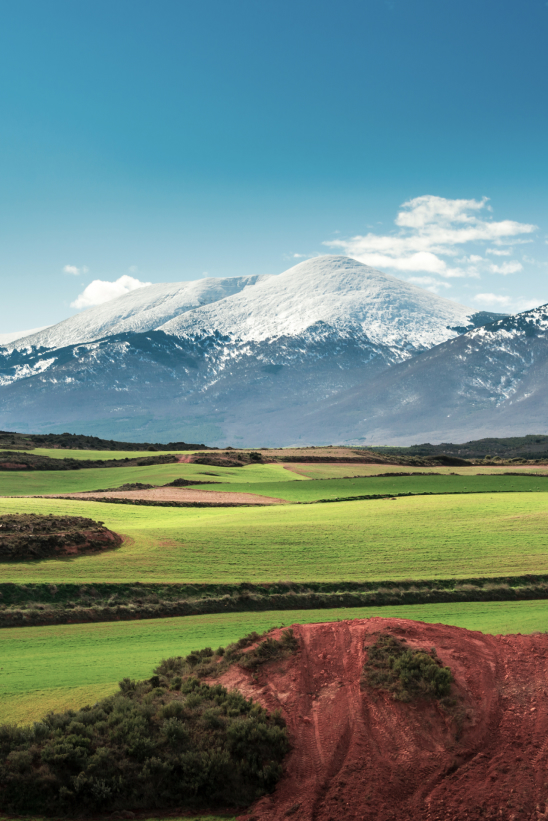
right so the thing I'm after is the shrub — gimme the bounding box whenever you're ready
[0,676,288,816]
[362,633,453,702]
[154,628,298,683]
[0,630,298,816]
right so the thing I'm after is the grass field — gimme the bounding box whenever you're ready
[1,492,548,584]
[18,448,198,460]
[0,462,302,496]
[287,463,548,478]
[192,473,548,502]
[2,600,548,725]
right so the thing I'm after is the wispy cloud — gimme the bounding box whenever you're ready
[472,293,541,312]
[324,196,536,287]
[63,264,88,276]
[473,292,512,307]
[489,261,523,275]
[71,275,151,309]
[407,276,451,293]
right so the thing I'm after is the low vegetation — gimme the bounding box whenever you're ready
[154,627,298,683]
[0,514,121,562]
[0,430,212,451]
[3,576,548,628]
[0,451,179,471]
[362,633,452,701]
[0,643,291,815]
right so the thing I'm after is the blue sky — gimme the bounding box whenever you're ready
[1,0,547,332]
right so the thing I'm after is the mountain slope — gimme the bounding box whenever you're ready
[8,275,269,351]
[296,304,548,444]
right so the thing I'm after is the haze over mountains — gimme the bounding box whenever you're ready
[2,255,543,446]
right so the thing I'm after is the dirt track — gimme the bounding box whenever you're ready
[221,618,548,821]
[43,487,284,505]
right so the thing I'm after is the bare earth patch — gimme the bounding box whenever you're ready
[41,487,285,505]
[222,618,548,821]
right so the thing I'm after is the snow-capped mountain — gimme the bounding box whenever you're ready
[159,256,480,352]
[10,256,492,356]
[8,275,269,351]
[292,304,548,445]
[0,255,512,444]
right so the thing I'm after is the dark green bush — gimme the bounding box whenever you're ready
[0,633,296,816]
[362,633,453,702]
[154,628,298,683]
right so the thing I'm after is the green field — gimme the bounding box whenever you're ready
[193,473,548,501]
[1,492,548,584]
[0,461,302,496]
[284,463,548,478]
[19,448,198,460]
[2,600,548,725]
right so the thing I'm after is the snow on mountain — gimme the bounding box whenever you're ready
[294,303,548,445]
[7,256,487,357]
[159,256,478,354]
[0,326,51,345]
[7,275,269,351]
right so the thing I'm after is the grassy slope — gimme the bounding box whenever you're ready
[0,462,302,496]
[191,473,548,501]
[1,493,548,583]
[3,600,548,725]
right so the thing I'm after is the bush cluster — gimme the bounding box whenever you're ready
[155,628,299,682]
[0,637,294,816]
[362,633,453,702]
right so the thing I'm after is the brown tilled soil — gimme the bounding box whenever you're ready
[214,618,548,821]
[0,513,122,560]
[43,487,284,505]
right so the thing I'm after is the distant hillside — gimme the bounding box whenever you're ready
[0,430,212,451]
[369,435,548,460]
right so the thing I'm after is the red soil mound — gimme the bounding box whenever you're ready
[221,618,548,821]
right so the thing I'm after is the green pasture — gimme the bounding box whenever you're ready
[0,462,301,496]
[285,463,548,478]
[193,473,548,502]
[19,448,197,460]
[1,492,548,584]
[2,600,548,725]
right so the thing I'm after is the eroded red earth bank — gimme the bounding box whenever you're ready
[221,618,548,821]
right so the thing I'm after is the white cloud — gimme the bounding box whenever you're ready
[63,264,88,276]
[324,195,536,278]
[407,276,451,293]
[486,248,511,256]
[71,275,152,309]
[473,293,512,306]
[489,261,523,275]
[472,293,541,312]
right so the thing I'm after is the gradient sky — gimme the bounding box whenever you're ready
[1,0,547,332]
